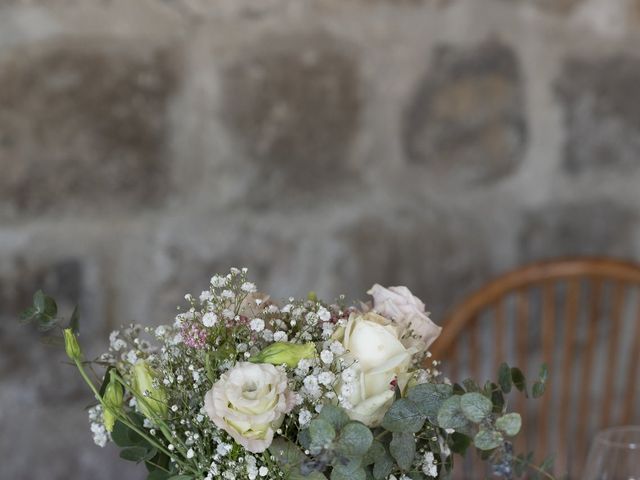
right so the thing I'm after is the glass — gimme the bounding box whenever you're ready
[583,426,640,480]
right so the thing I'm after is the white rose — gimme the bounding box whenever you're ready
[367,284,442,351]
[204,362,295,453]
[337,312,415,426]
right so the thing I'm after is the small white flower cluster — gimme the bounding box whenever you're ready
[88,405,109,447]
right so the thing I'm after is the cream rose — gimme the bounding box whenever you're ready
[337,312,415,427]
[367,284,441,351]
[204,362,295,453]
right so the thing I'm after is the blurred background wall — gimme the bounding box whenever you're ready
[1,0,640,478]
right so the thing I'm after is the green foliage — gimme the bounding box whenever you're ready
[120,446,158,463]
[437,396,472,434]
[331,463,366,480]
[372,449,394,480]
[496,413,522,437]
[318,405,350,431]
[389,432,416,471]
[462,379,481,393]
[459,392,492,423]
[498,363,512,394]
[381,399,425,433]
[533,364,549,399]
[309,418,337,448]
[406,383,453,422]
[448,432,472,455]
[474,429,503,450]
[511,367,528,397]
[20,290,60,331]
[335,422,373,457]
[269,437,327,480]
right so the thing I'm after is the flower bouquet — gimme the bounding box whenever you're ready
[21,268,554,480]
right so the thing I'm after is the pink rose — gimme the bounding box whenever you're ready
[367,284,442,351]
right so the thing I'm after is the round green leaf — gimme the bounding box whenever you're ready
[373,451,393,480]
[474,429,504,451]
[460,392,493,423]
[309,418,336,447]
[406,383,454,421]
[336,422,373,457]
[437,396,471,433]
[319,405,350,431]
[331,465,366,480]
[389,432,416,471]
[495,413,521,437]
[381,399,425,432]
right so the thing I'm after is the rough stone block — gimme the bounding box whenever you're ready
[556,55,640,174]
[222,34,361,197]
[0,41,179,217]
[403,39,527,184]
[519,201,637,261]
[333,206,490,319]
[0,399,143,480]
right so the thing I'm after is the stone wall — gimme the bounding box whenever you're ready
[1,0,640,478]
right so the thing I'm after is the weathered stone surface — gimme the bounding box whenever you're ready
[556,55,640,174]
[0,41,178,216]
[0,399,143,480]
[150,223,303,321]
[501,0,584,13]
[334,206,490,319]
[403,40,526,184]
[519,201,637,261]
[223,34,361,197]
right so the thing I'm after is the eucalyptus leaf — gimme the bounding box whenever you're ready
[381,399,425,432]
[407,383,454,422]
[495,413,522,437]
[362,440,385,466]
[319,405,350,431]
[269,437,328,480]
[460,392,492,423]
[462,379,480,393]
[309,418,336,447]
[389,432,416,471]
[448,432,472,455]
[474,430,503,451]
[437,396,472,433]
[331,465,366,480]
[498,363,512,394]
[532,381,546,399]
[336,422,373,457]
[511,367,528,398]
[372,450,393,480]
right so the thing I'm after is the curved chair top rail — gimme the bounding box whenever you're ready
[431,257,640,358]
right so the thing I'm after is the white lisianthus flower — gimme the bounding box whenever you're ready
[367,284,442,351]
[335,312,416,427]
[204,362,295,453]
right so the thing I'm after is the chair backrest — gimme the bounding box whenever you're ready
[430,258,640,479]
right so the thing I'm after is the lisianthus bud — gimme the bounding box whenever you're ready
[103,373,124,432]
[63,328,81,361]
[132,360,167,420]
[250,342,316,368]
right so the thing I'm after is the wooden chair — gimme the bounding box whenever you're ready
[430,258,640,479]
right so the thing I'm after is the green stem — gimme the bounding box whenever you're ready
[73,359,196,474]
[514,457,556,480]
